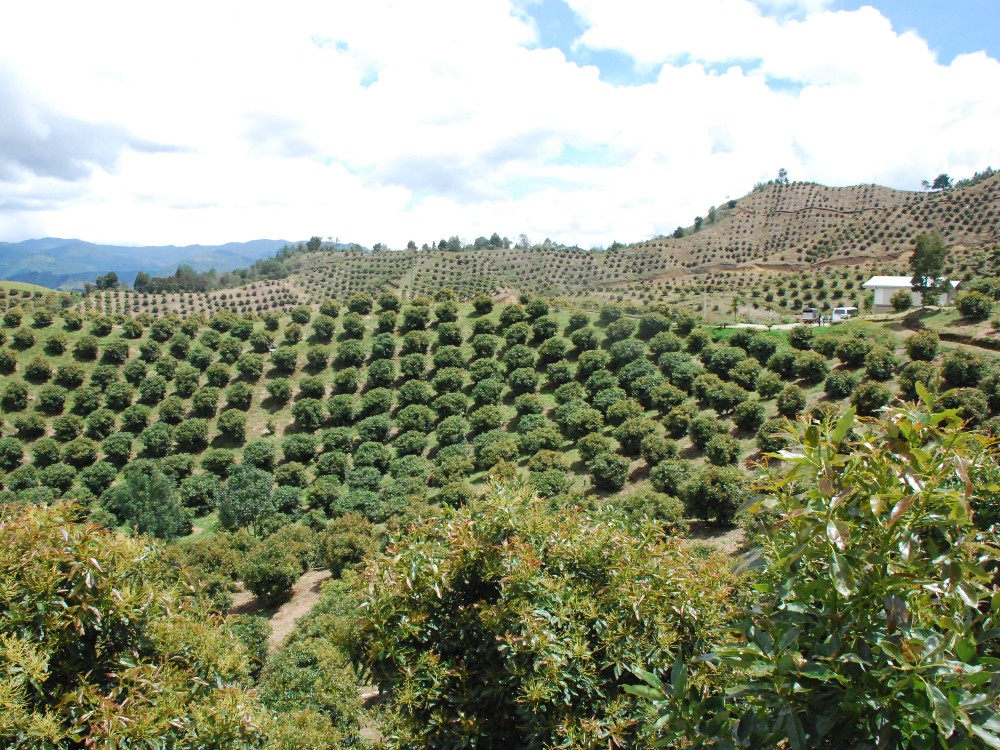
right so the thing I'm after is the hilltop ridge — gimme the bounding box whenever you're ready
[270,175,1000,309]
[9,174,1000,317]
[0,238,293,290]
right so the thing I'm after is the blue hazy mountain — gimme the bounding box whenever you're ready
[0,238,295,289]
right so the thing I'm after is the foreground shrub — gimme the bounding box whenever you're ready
[633,404,1000,749]
[100,467,192,539]
[890,287,912,312]
[704,434,742,466]
[898,360,939,400]
[258,637,361,740]
[587,451,631,491]
[732,399,766,433]
[755,416,790,453]
[787,325,814,351]
[688,413,727,450]
[0,502,268,748]
[317,512,378,577]
[649,459,696,496]
[938,387,989,426]
[941,349,988,388]
[681,465,748,524]
[755,370,783,399]
[864,346,898,381]
[834,336,873,368]
[604,488,687,534]
[360,483,739,750]
[775,385,806,418]
[904,329,939,361]
[851,381,893,416]
[824,369,860,399]
[956,290,994,320]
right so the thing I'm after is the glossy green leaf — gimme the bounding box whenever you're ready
[925,681,955,738]
[889,494,916,527]
[784,710,807,750]
[624,684,665,701]
[826,520,847,551]
[631,666,666,693]
[670,655,687,696]
[971,725,1000,749]
[830,552,855,597]
[831,407,856,446]
[915,380,933,408]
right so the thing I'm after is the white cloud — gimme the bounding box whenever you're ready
[0,0,997,252]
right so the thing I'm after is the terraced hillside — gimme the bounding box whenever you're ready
[284,174,999,306]
[20,175,997,322]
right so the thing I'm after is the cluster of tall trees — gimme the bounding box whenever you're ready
[132,257,291,294]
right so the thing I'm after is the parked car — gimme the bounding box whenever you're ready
[831,306,858,323]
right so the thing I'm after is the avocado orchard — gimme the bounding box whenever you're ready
[4,285,1000,747]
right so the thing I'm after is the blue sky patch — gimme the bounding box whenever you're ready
[523,0,658,85]
[551,143,620,168]
[831,0,999,63]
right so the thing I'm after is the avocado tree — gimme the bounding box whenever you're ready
[360,482,739,749]
[631,401,1000,748]
[0,502,269,748]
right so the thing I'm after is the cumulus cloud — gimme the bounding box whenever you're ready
[0,66,177,183]
[0,0,997,250]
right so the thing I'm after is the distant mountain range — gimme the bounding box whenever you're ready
[0,238,296,289]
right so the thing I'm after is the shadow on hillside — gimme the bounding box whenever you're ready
[229,592,280,619]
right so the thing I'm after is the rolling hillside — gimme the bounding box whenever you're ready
[0,238,294,289]
[263,174,1000,308]
[8,175,997,319]
[4,182,1000,749]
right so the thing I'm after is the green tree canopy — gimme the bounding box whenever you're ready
[632,401,1000,748]
[100,466,191,539]
[218,464,275,534]
[360,482,739,749]
[0,502,268,747]
[909,231,948,304]
[931,173,953,190]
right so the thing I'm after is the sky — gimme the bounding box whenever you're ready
[0,0,998,250]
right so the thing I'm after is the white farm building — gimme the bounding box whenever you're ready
[861,276,960,311]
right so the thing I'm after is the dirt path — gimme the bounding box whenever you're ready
[266,569,332,652]
[230,568,333,653]
[683,521,746,556]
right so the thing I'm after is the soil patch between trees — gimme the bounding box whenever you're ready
[229,568,333,653]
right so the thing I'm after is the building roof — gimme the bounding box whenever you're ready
[862,276,956,289]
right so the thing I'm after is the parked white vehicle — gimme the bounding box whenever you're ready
[831,306,858,323]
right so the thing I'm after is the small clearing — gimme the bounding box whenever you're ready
[684,521,746,556]
[230,568,333,653]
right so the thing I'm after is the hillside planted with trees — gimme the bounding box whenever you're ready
[4,273,1000,746]
[4,286,1000,548]
[7,401,1000,747]
[22,172,996,325]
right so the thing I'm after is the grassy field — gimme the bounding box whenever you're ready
[0,280,55,294]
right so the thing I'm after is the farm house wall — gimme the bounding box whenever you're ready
[872,287,922,307]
